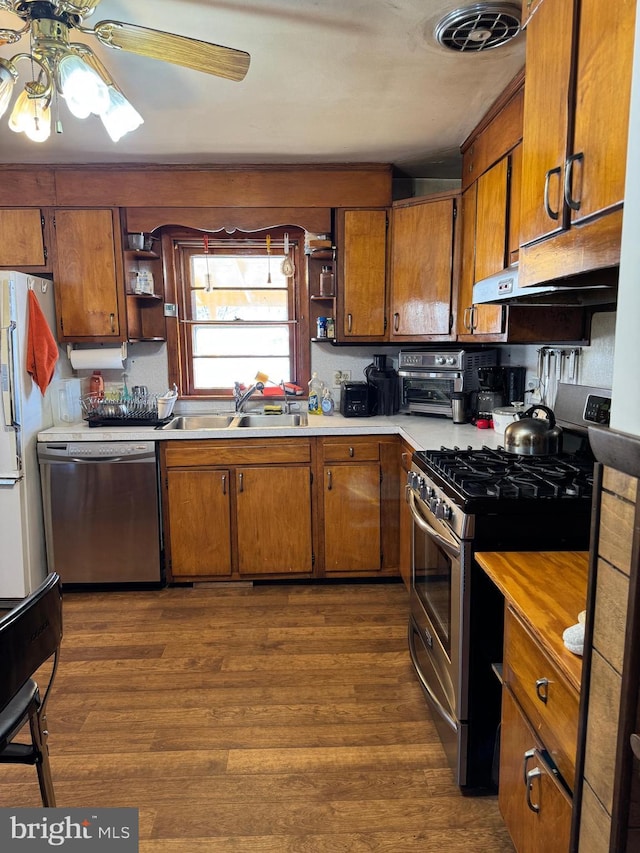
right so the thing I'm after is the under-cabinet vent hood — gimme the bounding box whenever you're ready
[472,268,618,307]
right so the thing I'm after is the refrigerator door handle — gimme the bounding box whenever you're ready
[1,277,18,428]
[0,472,22,485]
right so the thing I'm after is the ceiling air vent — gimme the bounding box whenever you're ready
[434,3,521,52]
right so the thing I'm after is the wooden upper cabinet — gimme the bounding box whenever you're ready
[475,157,509,281]
[519,0,635,286]
[389,193,458,341]
[52,208,126,342]
[0,208,47,268]
[336,208,387,341]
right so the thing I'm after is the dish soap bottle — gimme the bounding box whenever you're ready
[308,372,324,415]
[321,387,334,416]
[89,370,104,399]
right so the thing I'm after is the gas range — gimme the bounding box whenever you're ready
[413,445,594,510]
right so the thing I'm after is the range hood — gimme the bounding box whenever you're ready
[472,268,618,306]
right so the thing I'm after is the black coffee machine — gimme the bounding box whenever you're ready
[365,354,400,416]
[473,365,526,420]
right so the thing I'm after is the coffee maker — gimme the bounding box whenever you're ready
[365,354,400,416]
[473,366,526,420]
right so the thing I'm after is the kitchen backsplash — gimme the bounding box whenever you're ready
[52,311,616,412]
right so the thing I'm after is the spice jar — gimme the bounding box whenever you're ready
[319,266,335,296]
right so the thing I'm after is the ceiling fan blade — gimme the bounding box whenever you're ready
[92,21,250,82]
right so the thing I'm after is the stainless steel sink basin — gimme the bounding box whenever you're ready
[162,415,235,430]
[234,413,308,428]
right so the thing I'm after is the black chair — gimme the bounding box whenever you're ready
[0,573,62,806]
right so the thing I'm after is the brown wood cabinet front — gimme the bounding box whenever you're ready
[0,208,48,268]
[336,208,387,341]
[519,0,635,286]
[323,462,381,573]
[235,465,313,575]
[389,193,458,341]
[52,208,126,341]
[166,468,232,577]
[500,687,573,853]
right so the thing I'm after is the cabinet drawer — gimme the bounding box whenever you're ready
[321,439,380,462]
[504,608,580,790]
[164,439,312,467]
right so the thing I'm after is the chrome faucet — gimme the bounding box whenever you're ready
[234,381,264,412]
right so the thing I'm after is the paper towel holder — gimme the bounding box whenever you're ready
[66,342,128,364]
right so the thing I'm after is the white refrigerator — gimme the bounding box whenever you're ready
[0,271,57,602]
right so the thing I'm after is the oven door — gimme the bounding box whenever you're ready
[399,370,463,416]
[407,486,469,722]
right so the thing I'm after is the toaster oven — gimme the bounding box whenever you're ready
[398,349,497,417]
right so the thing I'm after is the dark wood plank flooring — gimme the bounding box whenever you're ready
[0,581,514,851]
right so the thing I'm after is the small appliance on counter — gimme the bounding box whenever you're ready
[472,365,526,421]
[365,354,400,416]
[398,349,497,418]
[340,382,371,417]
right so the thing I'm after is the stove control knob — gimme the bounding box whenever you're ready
[419,480,429,500]
[436,502,452,521]
[445,357,456,365]
[430,496,440,513]
[435,356,445,365]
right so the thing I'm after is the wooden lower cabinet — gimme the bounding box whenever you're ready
[162,435,399,583]
[166,468,232,577]
[500,688,573,853]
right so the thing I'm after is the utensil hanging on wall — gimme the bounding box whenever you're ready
[281,233,295,277]
[266,234,272,283]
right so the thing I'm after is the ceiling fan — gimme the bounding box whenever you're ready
[0,0,251,142]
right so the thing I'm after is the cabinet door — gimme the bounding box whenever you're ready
[52,208,125,340]
[568,0,634,225]
[475,158,509,280]
[236,465,312,575]
[456,184,477,337]
[519,0,574,247]
[166,469,232,577]
[338,209,387,340]
[500,688,573,853]
[323,463,381,572]
[390,196,455,339]
[0,208,46,267]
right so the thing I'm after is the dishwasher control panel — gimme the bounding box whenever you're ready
[38,441,156,459]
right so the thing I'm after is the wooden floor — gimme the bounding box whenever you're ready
[0,581,514,852]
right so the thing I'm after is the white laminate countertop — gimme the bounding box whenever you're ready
[37,412,504,453]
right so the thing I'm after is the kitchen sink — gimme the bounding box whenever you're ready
[234,413,308,428]
[162,414,236,430]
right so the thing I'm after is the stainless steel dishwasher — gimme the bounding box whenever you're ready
[38,440,162,585]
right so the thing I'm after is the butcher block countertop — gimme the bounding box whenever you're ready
[475,550,589,692]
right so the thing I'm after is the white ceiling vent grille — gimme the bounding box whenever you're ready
[434,3,522,52]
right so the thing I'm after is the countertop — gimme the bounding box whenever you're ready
[37,412,505,453]
[475,550,589,692]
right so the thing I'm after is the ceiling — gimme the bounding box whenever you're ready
[0,1,526,177]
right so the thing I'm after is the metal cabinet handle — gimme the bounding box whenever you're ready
[347,313,353,333]
[463,307,471,332]
[526,767,542,813]
[543,166,562,220]
[394,312,400,332]
[109,313,115,333]
[630,733,640,760]
[221,474,227,496]
[238,472,244,493]
[327,470,332,491]
[535,677,549,704]
[564,152,584,211]
[470,305,478,332]
[523,748,536,785]
[349,446,354,457]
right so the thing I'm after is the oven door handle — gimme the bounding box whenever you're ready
[407,489,461,559]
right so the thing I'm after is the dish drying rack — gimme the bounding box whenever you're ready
[81,392,174,427]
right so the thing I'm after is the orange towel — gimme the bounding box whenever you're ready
[26,289,59,394]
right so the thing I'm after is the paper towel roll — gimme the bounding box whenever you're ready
[69,348,125,370]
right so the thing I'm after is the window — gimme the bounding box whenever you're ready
[167,228,309,399]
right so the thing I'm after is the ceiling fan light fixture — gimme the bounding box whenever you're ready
[57,51,109,118]
[100,86,143,142]
[8,84,51,142]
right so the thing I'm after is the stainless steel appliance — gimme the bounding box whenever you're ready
[38,440,162,586]
[399,349,497,418]
[406,383,611,791]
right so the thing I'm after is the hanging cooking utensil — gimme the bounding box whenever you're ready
[266,234,272,284]
[281,232,295,277]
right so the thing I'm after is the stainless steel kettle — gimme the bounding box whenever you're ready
[503,404,563,456]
